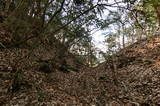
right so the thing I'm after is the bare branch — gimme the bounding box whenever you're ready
[8,3,99,47]
[42,0,55,27]
[45,0,65,28]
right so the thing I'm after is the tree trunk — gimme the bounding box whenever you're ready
[5,0,12,13]
[122,34,125,48]
[154,5,160,26]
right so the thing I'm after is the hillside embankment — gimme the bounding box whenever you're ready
[0,36,160,105]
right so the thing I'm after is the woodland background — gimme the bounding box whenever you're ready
[0,0,160,105]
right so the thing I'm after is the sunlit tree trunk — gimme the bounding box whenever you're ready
[155,6,160,26]
[122,25,125,48]
[122,34,125,48]
[152,0,160,26]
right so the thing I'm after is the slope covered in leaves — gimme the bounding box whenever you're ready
[1,35,160,105]
[93,36,160,105]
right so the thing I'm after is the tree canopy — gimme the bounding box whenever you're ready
[0,0,159,66]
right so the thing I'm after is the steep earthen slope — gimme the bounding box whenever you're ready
[93,36,160,105]
[1,36,160,106]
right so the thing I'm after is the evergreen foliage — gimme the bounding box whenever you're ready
[0,0,159,65]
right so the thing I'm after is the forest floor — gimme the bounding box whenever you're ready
[1,36,160,105]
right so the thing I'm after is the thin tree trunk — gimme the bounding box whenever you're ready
[155,6,160,26]
[5,0,12,13]
[122,34,125,48]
